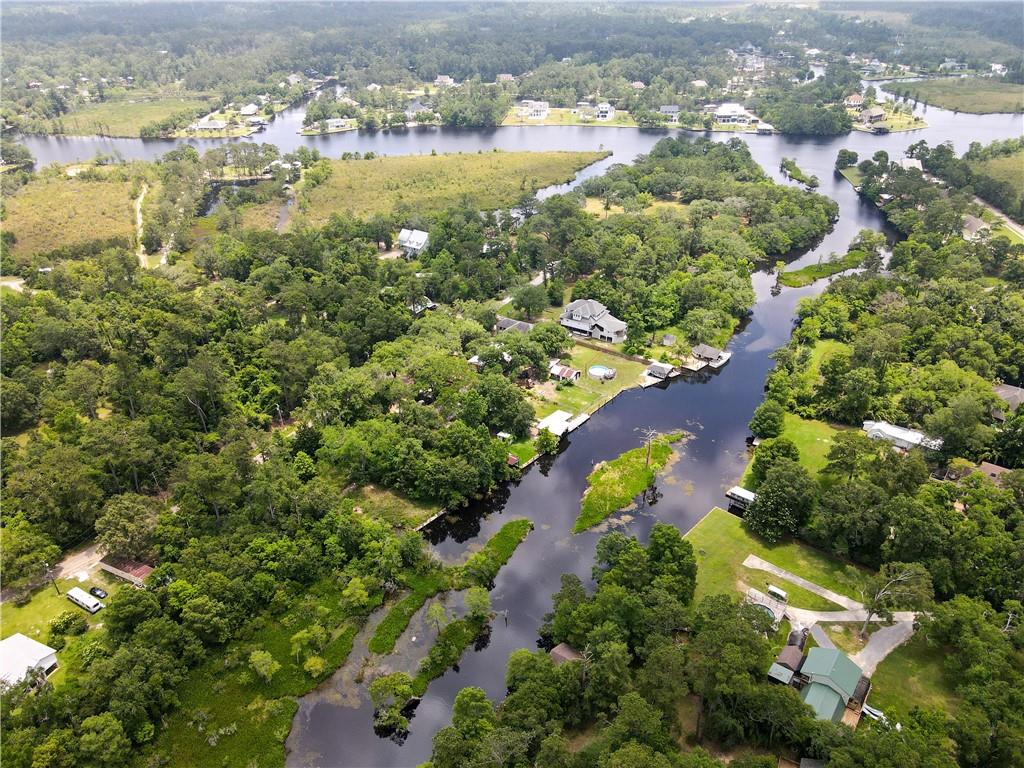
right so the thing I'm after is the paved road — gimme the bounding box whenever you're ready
[973,195,1024,239]
[496,270,546,307]
[809,624,836,649]
[742,554,864,610]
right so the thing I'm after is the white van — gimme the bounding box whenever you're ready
[67,587,103,614]
[767,585,789,603]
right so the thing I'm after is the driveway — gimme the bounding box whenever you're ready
[55,542,104,581]
[853,620,916,676]
[496,270,545,306]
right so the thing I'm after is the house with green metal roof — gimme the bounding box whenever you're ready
[798,647,865,722]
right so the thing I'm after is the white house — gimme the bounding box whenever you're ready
[195,118,228,131]
[898,157,923,172]
[559,299,627,343]
[366,83,382,92]
[0,634,58,687]
[519,99,549,120]
[325,118,350,131]
[434,75,455,87]
[714,102,753,124]
[659,105,681,122]
[398,228,430,257]
[238,103,259,116]
[691,79,708,88]
[863,420,943,451]
[595,102,616,121]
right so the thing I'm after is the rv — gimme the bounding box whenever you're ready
[767,585,789,603]
[67,587,104,614]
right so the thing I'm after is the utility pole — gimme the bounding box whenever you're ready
[43,562,60,595]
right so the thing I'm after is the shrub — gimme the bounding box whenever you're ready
[50,610,89,636]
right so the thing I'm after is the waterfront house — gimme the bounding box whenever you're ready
[595,102,616,121]
[238,103,259,116]
[1,635,58,686]
[659,105,681,122]
[898,157,923,172]
[714,102,753,124]
[398,228,430,257]
[325,118,350,131]
[518,99,550,120]
[692,343,724,363]
[844,93,864,108]
[195,119,228,131]
[863,420,943,451]
[859,106,886,124]
[559,299,627,343]
[646,361,675,379]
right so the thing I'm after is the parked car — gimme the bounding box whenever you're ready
[89,586,108,599]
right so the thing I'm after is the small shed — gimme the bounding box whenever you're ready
[647,361,675,379]
[506,453,520,467]
[661,333,677,346]
[776,645,805,672]
[692,343,723,362]
[549,642,583,666]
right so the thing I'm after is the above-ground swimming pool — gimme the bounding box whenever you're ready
[588,364,616,380]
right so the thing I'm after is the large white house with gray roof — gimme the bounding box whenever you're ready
[559,299,627,343]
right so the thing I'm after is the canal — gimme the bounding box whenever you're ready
[18,98,1023,767]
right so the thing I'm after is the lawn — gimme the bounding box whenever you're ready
[345,484,441,529]
[646,317,738,362]
[742,412,843,485]
[529,344,648,419]
[290,150,609,224]
[55,93,215,137]
[891,78,1023,114]
[839,166,865,187]
[3,169,139,261]
[868,634,961,719]
[574,432,684,533]
[823,622,883,656]
[804,340,851,384]
[583,196,689,218]
[1,572,125,687]
[502,107,637,128]
[685,507,871,606]
[779,250,863,287]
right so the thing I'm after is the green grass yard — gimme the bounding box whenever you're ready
[839,166,865,187]
[685,507,871,606]
[868,634,961,719]
[345,485,440,529]
[530,345,647,419]
[742,412,843,486]
[779,250,864,287]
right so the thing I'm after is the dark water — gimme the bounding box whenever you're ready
[20,100,1020,768]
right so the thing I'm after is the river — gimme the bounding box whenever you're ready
[20,100,1022,767]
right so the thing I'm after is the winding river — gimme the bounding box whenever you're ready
[20,96,1023,767]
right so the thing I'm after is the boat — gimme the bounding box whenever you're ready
[707,350,732,369]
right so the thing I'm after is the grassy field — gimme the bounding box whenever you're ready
[970,151,1024,199]
[55,93,214,137]
[529,344,648,419]
[868,634,961,719]
[1,572,125,687]
[502,107,637,127]
[3,170,139,260]
[685,507,871,605]
[779,250,863,287]
[574,432,683,533]
[583,196,689,218]
[290,151,608,224]
[345,485,440,529]
[367,570,449,655]
[892,78,1024,114]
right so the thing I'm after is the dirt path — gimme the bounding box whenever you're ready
[134,183,149,268]
[0,276,26,293]
[55,541,104,581]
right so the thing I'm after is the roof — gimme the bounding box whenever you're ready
[595,314,627,335]
[715,102,747,116]
[659,105,681,114]
[899,157,923,171]
[776,645,804,672]
[962,215,987,235]
[100,557,154,581]
[768,663,795,685]
[495,315,534,334]
[800,647,862,702]
[861,106,885,118]
[398,228,430,251]
[0,634,57,686]
[977,462,1011,484]
[537,410,574,437]
[549,642,583,665]
[692,343,723,360]
[549,362,580,380]
[648,361,674,375]
[563,298,609,321]
[845,93,864,103]
[994,383,1024,411]
[801,681,846,721]
[863,420,942,450]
